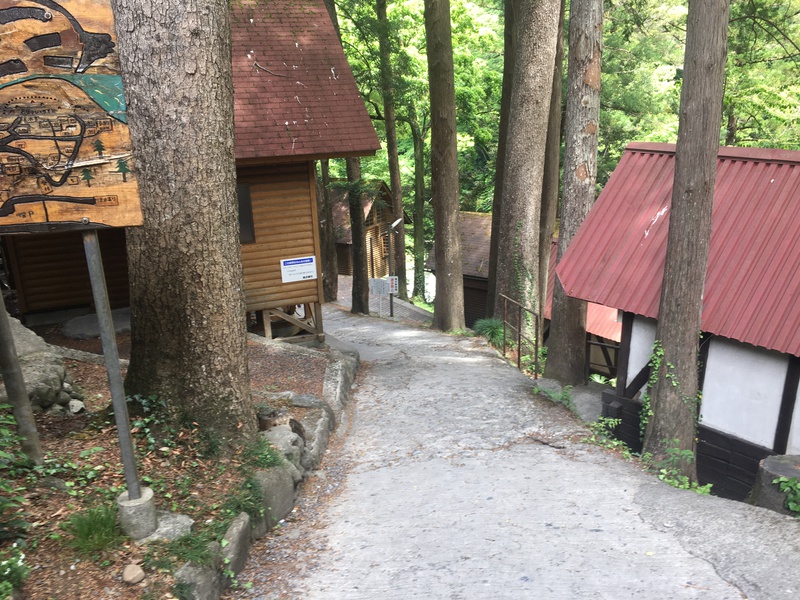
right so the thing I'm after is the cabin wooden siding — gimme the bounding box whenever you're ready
[4,229,129,314]
[4,163,322,317]
[335,203,393,278]
[237,162,323,311]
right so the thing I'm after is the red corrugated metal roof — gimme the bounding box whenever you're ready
[231,0,380,162]
[544,240,621,342]
[557,142,800,356]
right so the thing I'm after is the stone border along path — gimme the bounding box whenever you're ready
[231,305,800,600]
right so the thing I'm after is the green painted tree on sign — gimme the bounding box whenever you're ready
[81,168,94,187]
[93,138,105,157]
[115,158,130,182]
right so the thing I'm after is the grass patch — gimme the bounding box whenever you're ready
[62,505,121,556]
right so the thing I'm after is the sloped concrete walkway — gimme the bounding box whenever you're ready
[283,306,800,600]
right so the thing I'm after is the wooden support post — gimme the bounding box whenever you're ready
[262,310,272,339]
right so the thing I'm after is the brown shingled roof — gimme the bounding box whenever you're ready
[231,0,381,163]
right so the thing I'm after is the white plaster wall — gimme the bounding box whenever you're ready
[627,316,657,390]
[700,337,788,449]
[787,387,800,454]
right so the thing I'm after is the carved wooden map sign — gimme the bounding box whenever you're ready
[0,0,141,233]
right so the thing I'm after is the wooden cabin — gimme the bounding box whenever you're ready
[330,180,396,279]
[556,143,800,500]
[1,0,380,340]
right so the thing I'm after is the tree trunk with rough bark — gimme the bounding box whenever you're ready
[112,0,255,442]
[424,0,465,331]
[377,0,408,300]
[546,0,602,385]
[317,160,338,302]
[493,0,560,337]
[409,118,427,299]
[643,0,731,478]
[486,0,514,319]
[537,0,565,333]
[347,158,370,314]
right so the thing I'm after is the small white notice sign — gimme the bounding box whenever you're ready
[280,256,318,283]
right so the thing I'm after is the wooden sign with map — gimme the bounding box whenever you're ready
[0,0,141,233]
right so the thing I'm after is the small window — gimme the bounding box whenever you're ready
[237,184,255,244]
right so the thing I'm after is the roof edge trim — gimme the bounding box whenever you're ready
[627,142,800,165]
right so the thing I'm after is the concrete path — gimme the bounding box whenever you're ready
[288,307,800,600]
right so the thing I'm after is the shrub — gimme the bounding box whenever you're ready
[473,318,505,348]
[0,543,29,592]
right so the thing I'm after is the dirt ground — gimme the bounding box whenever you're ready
[3,325,329,599]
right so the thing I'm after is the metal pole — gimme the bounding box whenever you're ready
[82,230,141,500]
[387,222,394,317]
[0,296,42,464]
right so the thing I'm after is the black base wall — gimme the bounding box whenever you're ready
[601,390,773,501]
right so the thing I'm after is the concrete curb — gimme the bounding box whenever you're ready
[176,338,359,599]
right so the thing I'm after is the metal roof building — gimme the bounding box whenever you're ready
[557,142,800,356]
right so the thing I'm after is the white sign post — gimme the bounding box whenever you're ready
[280,256,318,283]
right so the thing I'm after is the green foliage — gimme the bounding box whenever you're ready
[772,476,800,516]
[30,447,109,499]
[144,531,217,573]
[582,417,632,460]
[472,317,505,348]
[0,407,29,540]
[519,344,547,378]
[126,394,176,454]
[648,440,712,495]
[589,374,617,387]
[0,543,29,592]
[239,437,283,470]
[536,385,575,413]
[62,505,121,555]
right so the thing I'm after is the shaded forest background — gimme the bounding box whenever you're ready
[328,0,800,280]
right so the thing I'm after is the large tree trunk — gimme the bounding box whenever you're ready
[546,0,602,385]
[410,118,427,299]
[537,0,566,333]
[377,0,408,301]
[113,0,255,442]
[486,0,514,319]
[424,0,465,331]
[347,158,370,314]
[643,0,731,478]
[317,160,338,302]
[493,0,560,336]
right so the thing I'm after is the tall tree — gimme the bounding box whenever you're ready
[643,0,731,476]
[112,0,255,442]
[316,160,338,303]
[346,158,371,314]
[492,0,560,333]
[486,0,514,319]
[424,0,465,330]
[376,0,408,300]
[406,111,429,300]
[326,0,371,313]
[537,0,566,330]
[546,0,603,384]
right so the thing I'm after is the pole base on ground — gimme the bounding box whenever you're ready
[117,486,158,540]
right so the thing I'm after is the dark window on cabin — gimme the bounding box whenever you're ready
[237,184,256,244]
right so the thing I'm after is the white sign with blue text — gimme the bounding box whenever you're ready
[280,256,318,283]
